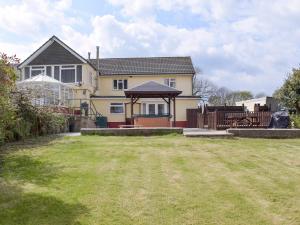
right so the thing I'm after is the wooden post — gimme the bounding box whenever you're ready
[131,96,134,125]
[173,97,176,127]
[168,97,171,118]
[124,103,127,122]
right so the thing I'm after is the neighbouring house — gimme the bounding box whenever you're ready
[17,35,199,128]
[236,96,280,112]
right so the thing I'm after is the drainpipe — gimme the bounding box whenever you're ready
[96,46,100,92]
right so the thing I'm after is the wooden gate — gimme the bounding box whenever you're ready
[186,108,201,128]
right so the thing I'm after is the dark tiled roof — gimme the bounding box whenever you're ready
[125,81,182,98]
[89,57,195,75]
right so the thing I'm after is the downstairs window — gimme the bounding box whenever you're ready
[110,103,124,114]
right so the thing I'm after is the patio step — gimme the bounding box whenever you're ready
[183,129,234,138]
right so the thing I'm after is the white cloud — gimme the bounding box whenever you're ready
[0,0,77,35]
[1,0,300,94]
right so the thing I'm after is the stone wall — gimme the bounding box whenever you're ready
[227,128,300,138]
[81,127,183,136]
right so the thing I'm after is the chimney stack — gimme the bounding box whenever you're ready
[88,52,91,60]
[96,46,100,71]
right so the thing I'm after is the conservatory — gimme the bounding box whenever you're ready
[17,73,76,107]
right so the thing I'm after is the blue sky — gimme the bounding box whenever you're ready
[1,0,300,95]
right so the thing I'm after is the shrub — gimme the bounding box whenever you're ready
[1,90,68,144]
[290,114,300,128]
[0,53,68,145]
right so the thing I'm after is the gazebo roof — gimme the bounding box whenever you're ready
[124,81,182,98]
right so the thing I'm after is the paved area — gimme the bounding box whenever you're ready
[59,132,81,137]
[183,128,233,138]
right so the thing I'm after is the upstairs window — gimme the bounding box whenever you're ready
[113,79,128,90]
[61,65,75,83]
[77,65,82,82]
[24,65,83,83]
[110,103,124,114]
[54,66,60,80]
[31,66,45,77]
[24,67,30,79]
[164,78,176,88]
[46,66,52,77]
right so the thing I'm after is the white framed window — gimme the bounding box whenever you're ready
[164,78,176,88]
[61,65,76,83]
[110,103,124,114]
[142,102,167,115]
[113,79,128,90]
[24,65,83,83]
[31,66,45,77]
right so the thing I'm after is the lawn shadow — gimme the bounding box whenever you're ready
[0,134,64,153]
[0,154,61,186]
[0,181,88,225]
[0,135,64,186]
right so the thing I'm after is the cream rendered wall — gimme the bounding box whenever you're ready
[97,74,193,96]
[92,98,127,122]
[81,64,97,92]
[91,97,199,122]
[72,64,97,105]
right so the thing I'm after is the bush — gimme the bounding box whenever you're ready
[0,91,68,144]
[0,53,68,145]
[290,114,300,128]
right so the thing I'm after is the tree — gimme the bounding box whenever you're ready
[273,68,300,113]
[208,88,253,106]
[0,53,19,143]
[208,87,231,105]
[192,66,217,102]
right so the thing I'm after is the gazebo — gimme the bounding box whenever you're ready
[124,81,182,127]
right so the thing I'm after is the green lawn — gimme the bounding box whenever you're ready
[0,135,299,225]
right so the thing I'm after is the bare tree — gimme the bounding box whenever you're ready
[192,67,217,102]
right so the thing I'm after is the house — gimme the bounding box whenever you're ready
[236,96,280,112]
[18,35,199,128]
